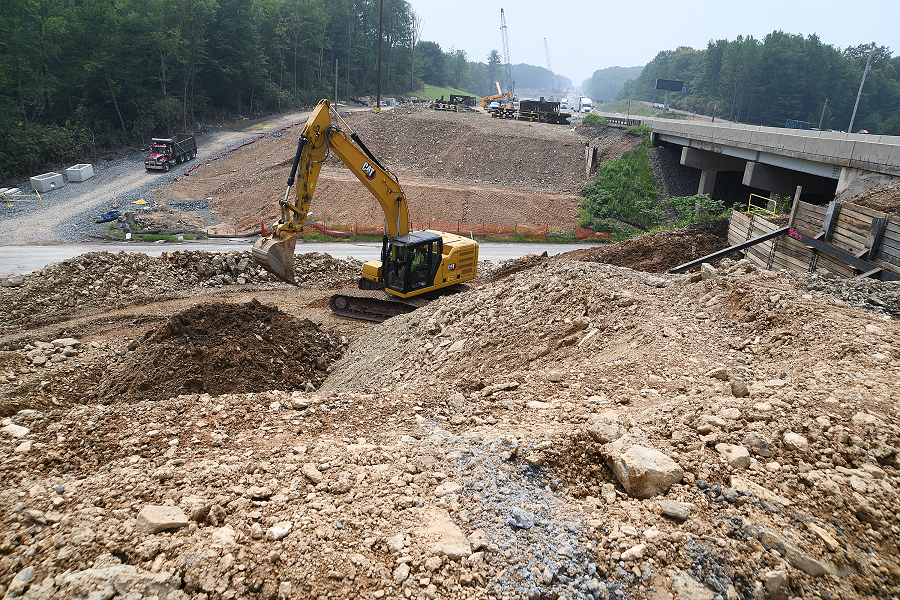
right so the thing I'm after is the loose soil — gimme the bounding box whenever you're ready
[163,104,642,234]
[92,300,343,404]
[564,219,740,273]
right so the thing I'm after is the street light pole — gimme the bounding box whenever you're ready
[848,44,875,133]
[818,98,828,130]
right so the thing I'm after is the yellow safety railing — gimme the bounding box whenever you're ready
[745,193,777,216]
[2,191,43,208]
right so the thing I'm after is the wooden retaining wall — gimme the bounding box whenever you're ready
[728,200,900,278]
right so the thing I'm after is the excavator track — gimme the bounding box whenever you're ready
[328,284,469,322]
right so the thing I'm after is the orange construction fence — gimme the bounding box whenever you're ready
[302,221,609,241]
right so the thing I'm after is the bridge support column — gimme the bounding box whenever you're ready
[680,148,746,196]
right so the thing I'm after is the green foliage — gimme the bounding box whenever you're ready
[418,85,479,101]
[661,194,728,227]
[581,66,644,102]
[582,113,608,125]
[615,33,900,134]
[595,100,661,117]
[577,139,661,232]
[627,124,650,136]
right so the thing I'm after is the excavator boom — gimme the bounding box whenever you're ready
[253,99,478,319]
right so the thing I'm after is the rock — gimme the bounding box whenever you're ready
[659,499,693,522]
[393,563,411,584]
[762,570,788,595]
[585,419,625,444]
[546,371,566,383]
[603,442,683,499]
[135,505,190,534]
[601,482,617,504]
[700,263,718,281]
[1,424,29,438]
[3,566,35,598]
[490,435,518,460]
[765,379,789,388]
[719,407,741,420]
[413,507,471,560]
[783,432,809,453]
[51,337,81,348]
[266,521,293,541]
[386,533,408,554]
[447,339,467,352]
[621,543,645,560]
[434,481,462,497]
[14,440,32,453]
[851,412,884,427]
[507,507,535,530]
[248,486,273,499]
[730,476,790,507]
[705,366,729,380]
[301,463,324,484]
[468,529,488,551]
[56,564,182,600]
[759,528,835,577]
[730,379,749,398]
[178,496,211,522]
[743,433,773,457]
[670,567,714,600]
[1,275,25,287]
[715,443,751,469]
[644,276,667,288]
[277,582,292,599]
[807,523,840,551]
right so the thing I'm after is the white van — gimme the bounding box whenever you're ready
[580,98,593,113]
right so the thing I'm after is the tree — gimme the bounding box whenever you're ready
[487,49,501,89]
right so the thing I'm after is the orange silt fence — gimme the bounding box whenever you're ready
[301,221,610,241]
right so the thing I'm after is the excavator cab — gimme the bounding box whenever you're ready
[382,232,442,296]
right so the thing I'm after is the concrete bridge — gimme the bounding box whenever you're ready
[607,115,900,201]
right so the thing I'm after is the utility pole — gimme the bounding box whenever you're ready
[849,43,875,133]
[376,0,384,112]
[818,98,828,130]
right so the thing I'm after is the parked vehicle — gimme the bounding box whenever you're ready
[145,134,197,172]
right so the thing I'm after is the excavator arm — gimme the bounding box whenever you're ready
[252,99,410,284]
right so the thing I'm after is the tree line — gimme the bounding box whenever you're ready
[616,32,900,135]
[0,0,571,181]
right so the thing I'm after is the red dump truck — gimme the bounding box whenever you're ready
[144,134,197,172]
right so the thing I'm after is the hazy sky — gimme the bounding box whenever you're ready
[407,0,899,87]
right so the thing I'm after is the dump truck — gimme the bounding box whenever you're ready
[145,134,197,172]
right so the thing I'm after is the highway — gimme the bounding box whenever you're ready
[0,241,601,276]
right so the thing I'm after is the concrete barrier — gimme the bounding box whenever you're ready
[30,172,64,192]
[65,164,94,182]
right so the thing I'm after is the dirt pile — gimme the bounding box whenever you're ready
[93,300,344,403]
[564,219,737,273]
[166,104,641,233]
[846,180,900,216]
[0,250,356,336]
[4,256,900,600]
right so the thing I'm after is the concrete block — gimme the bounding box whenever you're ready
[65,164,94,182]
[30,172,64,192]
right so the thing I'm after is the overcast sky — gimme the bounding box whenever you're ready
[407,0,899,88]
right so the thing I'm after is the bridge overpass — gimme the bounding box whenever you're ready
[600,114,900,201]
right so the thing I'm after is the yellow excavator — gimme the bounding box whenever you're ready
[252,99,479,321]
[480,81,516,110]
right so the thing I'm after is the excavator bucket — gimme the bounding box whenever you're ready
[252,235,298,285]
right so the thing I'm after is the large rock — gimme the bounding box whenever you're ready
[715,443,751,469]
[603,441,683,499]
[669,568,714,600]
[57,563,184,600]
[413,507,471,560]
[135,505,190,534]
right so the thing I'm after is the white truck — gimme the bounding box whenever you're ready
[579,97,593,113]
[560,98,569,110]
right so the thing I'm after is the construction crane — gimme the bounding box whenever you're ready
[543,38,562,94]
[500,9,514,97]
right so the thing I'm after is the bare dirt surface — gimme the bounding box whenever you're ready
[5,120,900,600]
[92,300,344,404]
[165,104,641,233]
[565,219,739,273]
[847,181,900,217]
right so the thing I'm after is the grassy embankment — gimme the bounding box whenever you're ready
[577,125,729,241]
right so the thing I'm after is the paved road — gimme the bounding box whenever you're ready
[0,241,601,276]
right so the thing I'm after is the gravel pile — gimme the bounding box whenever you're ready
[2,254,900,599]
[0,250,358,335]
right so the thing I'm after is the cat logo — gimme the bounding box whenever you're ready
[361,162,376,180]
[447,263,457,271]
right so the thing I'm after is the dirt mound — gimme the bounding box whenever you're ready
[0,250,356,337]
[564,219,736,272]
[93,300,343,403]
[166,105,640,233]
[846,180,900,216]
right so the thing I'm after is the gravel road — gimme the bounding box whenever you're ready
[0,110,315,246]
